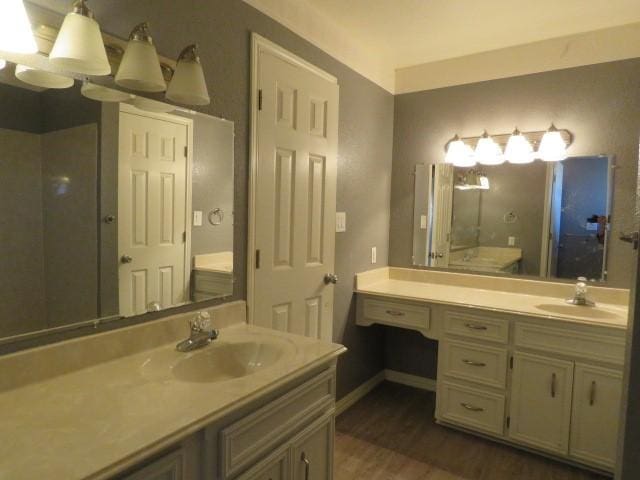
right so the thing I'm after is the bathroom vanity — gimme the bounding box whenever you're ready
[355,267,628,473]
[0,302,345,480]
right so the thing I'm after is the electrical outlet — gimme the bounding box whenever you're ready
[193,210,203,227]
[336,212,346,232]
[371,246,377,264]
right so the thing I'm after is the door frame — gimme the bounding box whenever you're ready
[247,33,338,324]
[118,103,194,310]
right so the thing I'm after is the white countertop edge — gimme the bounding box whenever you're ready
[90,346,346,480]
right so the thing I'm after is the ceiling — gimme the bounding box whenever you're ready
[305,0,640,69]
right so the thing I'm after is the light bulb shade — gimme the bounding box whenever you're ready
[15,64,74,89]
[538,130,567,162]
[0,0,38,54]
[505,132,534,164]
[0,59,6,71]
[116,40,166,92]
[81,81,132,102]
[49,12,110,75]
[445,139,476,167]
[166,53,210,105]
[475,135,504,165]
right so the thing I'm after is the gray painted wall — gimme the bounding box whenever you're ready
[391,59,640,289]
[27,0,393,397]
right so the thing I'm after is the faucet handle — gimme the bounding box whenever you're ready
[190,311,212,333]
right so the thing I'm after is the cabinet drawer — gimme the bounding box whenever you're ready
[514,321,625,365]
[440,340,508,389]
[362,298,430,331]
[443,310,509,344]
[438,382,505,436]
[220,369,335,478]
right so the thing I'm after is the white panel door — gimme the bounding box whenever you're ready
[252,43,338,341]
[430,163,453,267]
[118,109,189,317]
[509,352,574,454]
[570,363,623,468]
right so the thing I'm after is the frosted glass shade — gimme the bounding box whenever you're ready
[538,130,567,162]
[445,138,475,167]
[475,135,504,165]
[81,81,132,102]
[15,64,74,89]
[0,59,6,71]
[116,40,166,92]
[505,132,534,164]
[0,0,38,54]
[49,13,110,75]
[167,59,210,105]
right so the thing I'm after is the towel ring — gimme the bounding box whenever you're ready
[208,208,224,226]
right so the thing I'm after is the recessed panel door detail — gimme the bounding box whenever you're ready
[118,109,189,317]
[253,48,339,341]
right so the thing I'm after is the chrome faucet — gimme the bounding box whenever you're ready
[566,277,595,306]
[176,311,219,352]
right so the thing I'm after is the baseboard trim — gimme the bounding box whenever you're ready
[336,371,385,416]
[384,369,437,392]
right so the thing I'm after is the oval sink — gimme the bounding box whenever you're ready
[534,303,620,320]
[140,332,295,384]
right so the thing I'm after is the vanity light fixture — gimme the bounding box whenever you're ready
[504,128,534,164]
[49,0,111,76]
[475,131,504,165]
[445,135,476,167]
[166,44,210,105]
[15,64,74,89]
[0,0,38,55]
[116,22,166,92]
[81,80,133,102]
[538,124,568,162]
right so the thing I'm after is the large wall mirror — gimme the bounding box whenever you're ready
[413,155,619,284]
[0,68,234,343]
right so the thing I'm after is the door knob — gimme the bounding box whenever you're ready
[324,273,338,285]
[120,255,133,264]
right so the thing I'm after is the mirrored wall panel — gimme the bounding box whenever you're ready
[0,66,234,341]
[413,156,613,282]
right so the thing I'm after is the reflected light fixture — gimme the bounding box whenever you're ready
[116,22,166,92]
[504,128,534,164]
[538,124,568,162]
[0,59,6,71]
[81,80,132,102]
[445,135,476,167]
[475,131,504,165]
[15,64,74,89]
[49,0,111,76]
[166,44,210,105]
[0,0,38,54]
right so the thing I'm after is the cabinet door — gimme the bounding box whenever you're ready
[236,447,291,480]
[291,414,334,480]
[509,352,573,454]
[121,449,183,480]
[570,363,622,469]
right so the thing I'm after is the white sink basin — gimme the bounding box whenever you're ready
[140,331,296,383]
[534,303,621,320]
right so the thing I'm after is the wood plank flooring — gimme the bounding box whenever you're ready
[335,382,608,480]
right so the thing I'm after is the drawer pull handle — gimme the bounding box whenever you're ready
[551,372,557,398]
[462,359,486,367]
[460,402,484,412]
[590,380,596,406]
[386,310,405,317]
[464,323,488,331]
[301,452,310,480]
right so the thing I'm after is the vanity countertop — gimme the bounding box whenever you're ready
[356,267,629,329]
[0,303,345,480]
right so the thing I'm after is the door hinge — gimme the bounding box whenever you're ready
[258,89,263,111]
[184,145,188,157]
[510,356,514,369]
[506,416,510,429]
[255,249,261,269]
[183,231,186,243]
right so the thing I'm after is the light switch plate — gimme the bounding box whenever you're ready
[508,236,516,246]
[420,215,427,230]
[336,212,346,233]
[193,210,203,227]
[371,246,377,264]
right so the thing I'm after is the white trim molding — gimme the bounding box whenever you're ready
[384,369,437,392]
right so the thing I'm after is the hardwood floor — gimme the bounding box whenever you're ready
[335,382,608,480]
